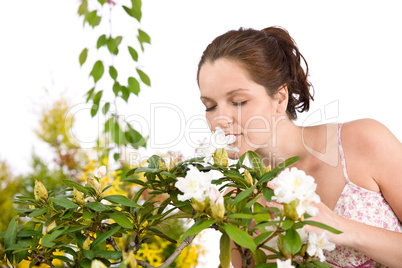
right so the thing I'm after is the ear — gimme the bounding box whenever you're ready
[274,85,288,114]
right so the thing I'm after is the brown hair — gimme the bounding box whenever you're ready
[197,26,314,120]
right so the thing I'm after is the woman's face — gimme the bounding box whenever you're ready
[198,58,278,158]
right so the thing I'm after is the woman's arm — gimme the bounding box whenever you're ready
[307,119,402,267]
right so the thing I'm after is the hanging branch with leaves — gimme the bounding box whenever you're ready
[78,0,150,161]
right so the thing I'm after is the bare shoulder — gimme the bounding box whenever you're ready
[342,119,402,218]
[341,119,401,155]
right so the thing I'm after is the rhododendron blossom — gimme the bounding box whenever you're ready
[307,231,336,262]
[271,167,321,217]
[175,165,214,202]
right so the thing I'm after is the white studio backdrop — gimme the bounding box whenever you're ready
[0,0,401,266]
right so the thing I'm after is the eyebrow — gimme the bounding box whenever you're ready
[200,88,250,100]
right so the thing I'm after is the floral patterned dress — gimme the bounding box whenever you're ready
[324,124,402,267]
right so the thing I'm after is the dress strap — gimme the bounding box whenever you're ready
[338,123,350,183]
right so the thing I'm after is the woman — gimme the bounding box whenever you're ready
[196,26,402,267]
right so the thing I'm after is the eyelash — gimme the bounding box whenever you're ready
[205,101,247,112]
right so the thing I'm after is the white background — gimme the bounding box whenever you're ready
[1,1,401,266]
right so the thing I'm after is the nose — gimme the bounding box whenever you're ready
[213,107,234,130]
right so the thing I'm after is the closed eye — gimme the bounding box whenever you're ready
[233,101,247,107]
[205,105,217,112]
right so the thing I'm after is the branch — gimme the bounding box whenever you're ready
[137,260,156,268]
[107,237,120,252]
[160,235,196,267]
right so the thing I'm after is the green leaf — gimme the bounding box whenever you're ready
[258,171,277,185]
[246,151,265,177]
[107,36,122,55]
[253,249,267,265]
[137,29,150,51]
[83,250,96,260]
[97,34,107,49]
[112,81,120,96]
[219,232,231,268]
[227,213,255,219]
[50,197,78,209]
[4,215,18,258]
[93,88,103,104]
[90,60,104,83]
[85,87,95,103]
[128,77,140,95]
[303,220,342,234]
[123,0,141,22]
[86,202,108,212]
[282,219,294,230]
[78,0,88,16]
[254,232,272,246]
[262,187,274,202]
[110,121,125,145]
[17,229,41,238]
[28,207,50,218]
[233,185,256,205]
[284,227,301,254]
[128,46,138,61]
[85,10,101,28]
[105,212,133,229]
[273,156,300,173]
[125,123,147,149]
[98,0,107,5]
[136,68,150,86]
[180,219,216,243]
[222,224,256,253]
[91,226,121,249]
[103,195,142,208]
[93,250,122,260]
[102,102,110,115]
[63,180,88,194]
[109,66,117,80]
[91,103,99,118]
[41,228,66,248]
[79,48,88,66]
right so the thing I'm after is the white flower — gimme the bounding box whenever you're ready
[271,167,320,217]
[276,259,295,268]
[297,227,309,244]
[91,259,107,268]
[94,165,107,178]
[175,165,214,202]
[196,127,239,162]
[307,231,336,262]
[296,191,321,217]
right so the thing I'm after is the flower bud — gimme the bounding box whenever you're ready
[284,199,300,221]
[94,166,107,178]
[191,197,209,213]
[213,148,228,167]
[123,251,138,268]
[46,221,57,233]
[277,234,292,260]
[91,259,107,268]
[209,188,225,220]
[87,177,102,197]
[159,159,167,171]
[244,169,253,186]
[34,179,48,203]
[73,187,85,205]
[168,158,176,171]
[83,236,91,250]
[265,165,272,173]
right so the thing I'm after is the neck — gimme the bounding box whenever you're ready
[255,116,308,168]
